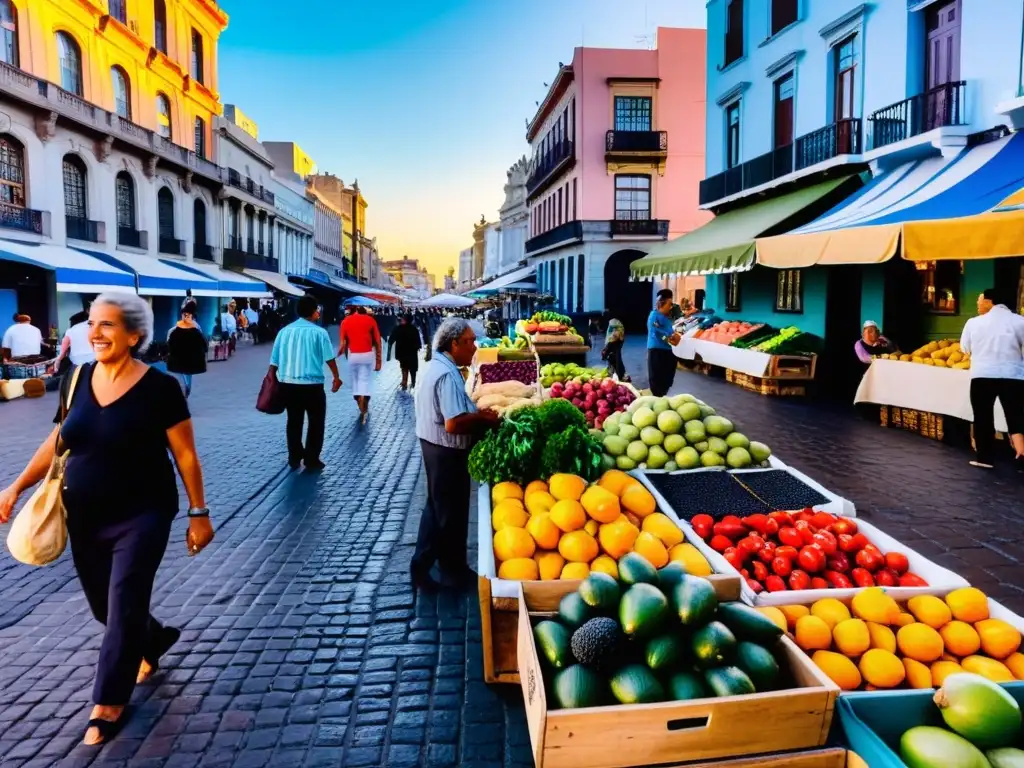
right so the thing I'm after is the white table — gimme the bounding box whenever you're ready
[673,337,775,377]
[855,358,1009,432]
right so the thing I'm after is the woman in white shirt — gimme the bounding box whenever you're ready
[52,311,95,372]
[960,288,1024,468]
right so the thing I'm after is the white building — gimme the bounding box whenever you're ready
[483,221,501,280]
[498,157,529,274]
[457,246,473,287]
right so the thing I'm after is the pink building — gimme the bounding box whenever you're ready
[525,27,709,329]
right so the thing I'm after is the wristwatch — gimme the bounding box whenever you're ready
[187,507,210,518]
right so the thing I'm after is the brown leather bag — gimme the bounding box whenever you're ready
[256,369,285,414]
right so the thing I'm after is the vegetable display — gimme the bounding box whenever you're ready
[478,359,538,386]
[470,380,540,417]
[881,339,972,370]
[752,327,819,356]
[549,377,637,430]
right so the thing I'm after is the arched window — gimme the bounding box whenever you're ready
[111,66,131,119]
[0,135,26,208]
[193,198,207,248]
[115,172,135,229]
[0,1,19,67]
[56,32,83,96]
[62,154,87,220]
[193,116,206,159]
[156,93,171,139]
[157,187,174,238]
[154,0,167,53]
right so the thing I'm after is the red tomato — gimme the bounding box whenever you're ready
[899,573,929,587]
[778,528,803,548]
[825,570,854,588]
[765,575,787,592]
[740,568,750,579]
[721,515,743,525]
[724,549,745,572]
[713,521,748,540]
[768,511,795,527]
[709,535,733,553]
[810,577,829,590]
[850,568,875,587]
[692,520,713,539]
[758,544,777,564]
[771,556,793,578]
[851,533,870,551]
[752,561,769,582]
[812,531,838,556]
[764,518,779,536]
[774,545,799,562]
[798,545,826,573]
[885,552,910,575]
[812,512,836,530]
[795,509,816,524]
[743,514,769,535]
[794,521,817,545]
[788,569,811,591]
[837,534,858,553]
[855,548,884,573]
[691,514,714,530]
[832,518,858,536]
[746,578,764,594]
[875,568,898,587]
[826,552,851,573]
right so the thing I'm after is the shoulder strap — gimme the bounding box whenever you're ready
[61,364,84,424]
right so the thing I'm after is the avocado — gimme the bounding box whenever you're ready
[610,664,665,705]
[559,591,595,630]
[619,583,670,639]
[735,641,780,691]
[691,621,737,669]
[645,633,687,673]
[618,552,660,586]
[578,572,620,613]
[704,666,756,697]
[570,617,624,671]
[668,671,710,701]
[658,561,688,589]
[533,620,573,670]
[553,664,607,709]
[672,575,719,626]
[716,602,784,646]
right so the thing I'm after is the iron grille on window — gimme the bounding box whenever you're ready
[194,117,205,159]
[115,173,135,228]
[775,269,803,313]
[614,97,652,132]
[158,188,174,238]
[109,0,127,24]
[614,175,652,220]
[62,157,87,218]
[0,137,25,208]
[0,0,19,68]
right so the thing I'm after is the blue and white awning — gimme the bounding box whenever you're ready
[167,260,272,299]
[473,265,537,295]
[0,239,135,293]
[72,248,218,296]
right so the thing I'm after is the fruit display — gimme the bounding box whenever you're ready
[489,469,715,582]
[688,510,928,596]
[645,469,830,518]
[532,566,792,709]
[694,321,764,345]
[548,377,638,430]
[783,588,1024,693]
[470,380,541,417]
[539,362,610,387]
[596,394,773,472]
[516,312,586,347]
[493,335,534,360]
[469,399,604,485]
[477,359,539,385]
[752,327,819,356]
[881,339,971,370]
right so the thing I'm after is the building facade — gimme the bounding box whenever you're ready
[267,172,314,280]
[263,140,316,180]
[383,257,434,298]
[307,188,344,282]
[444,267,456,292]
[498,156,529,275]
[524,26,709,328]
[483,220,501,279]
[457,246,473,288]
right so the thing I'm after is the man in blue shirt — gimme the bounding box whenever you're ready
[647,294,681,396]
[413,317,499,592]
[269,295,343,470]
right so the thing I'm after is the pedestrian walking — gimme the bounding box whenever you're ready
[339,306,382,424]
[601,315,630,382]
[388,313,423,391]
[647,294,681,397]
[166,301,208,398]
[50,309,94,376]
[960,288,1024,469]
[220,301,237,354]
[411,317,499,592]
[270,295,343,470]
[0,292,214,746]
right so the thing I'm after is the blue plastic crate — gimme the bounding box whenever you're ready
[838,682,1024,767]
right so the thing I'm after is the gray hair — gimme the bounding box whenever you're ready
[93,292,154,355]
[433,317,471,353]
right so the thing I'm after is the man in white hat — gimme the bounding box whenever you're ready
[854,320,897,364]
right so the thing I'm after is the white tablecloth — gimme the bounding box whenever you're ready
[855,358,1009,432]
[672,337,774,377]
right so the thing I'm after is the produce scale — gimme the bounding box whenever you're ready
[465,355,1024,768]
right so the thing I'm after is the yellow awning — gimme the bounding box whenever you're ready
[903,211,1024,262]
[756,224,901,268]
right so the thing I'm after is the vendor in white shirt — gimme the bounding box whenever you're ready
[959,288,1024,469]
[50,310,94,372]
[1,313,43,361]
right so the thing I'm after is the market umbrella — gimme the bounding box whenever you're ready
[416,293,476,308]
[342,295,381,307]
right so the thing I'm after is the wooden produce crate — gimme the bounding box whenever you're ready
[517,581,839,768]
[767,354,817,380]
[725,369,808,397]
[654,748,847,768]
[879,406,944,441]
[679,359,715,376]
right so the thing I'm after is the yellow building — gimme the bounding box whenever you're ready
[3,0,228,159]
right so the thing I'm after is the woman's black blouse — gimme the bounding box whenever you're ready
[167,326,208,375]
[55,365,190,521]
[389,323,422,360]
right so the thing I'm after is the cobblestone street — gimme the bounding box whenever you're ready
[0,334,1021,767]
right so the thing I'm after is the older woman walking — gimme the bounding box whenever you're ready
[0,293,214,745]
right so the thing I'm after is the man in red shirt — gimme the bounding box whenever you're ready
[339,307,382,423]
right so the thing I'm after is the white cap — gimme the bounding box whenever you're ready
[863,320,879,330]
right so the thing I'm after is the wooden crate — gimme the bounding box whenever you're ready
[518,581,839,768]
[725,369,807,397]
[879,406,945,441]
[680,360,714,376]
[656,748,847,768]
[767,354,817,380]
[481,574,741,686]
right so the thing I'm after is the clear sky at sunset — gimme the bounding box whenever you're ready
[217,0,706,279]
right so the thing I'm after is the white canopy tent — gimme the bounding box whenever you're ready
[415,293,476,308]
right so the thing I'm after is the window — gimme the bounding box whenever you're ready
[109,0,127,25]
[917,260,961,313]
[572,178,577,218]
[725,273,741,311]
[770,0,798,36]
[56,32,83,96]
[111,66,131,119]
[156,93,171,138]
[576,254,585,312]
[614,96,652,132]
[834,35,857,122]
[0,135,25,208]
[158,187,174,238]
[614,175,652,220]
[115,172,135,228]
[0,0,19,67]
[194,117,206,158]
[773,74,794,148]
[775,269,803,313]
[62,154,87,219]
[194,199,207,245]
[154,0,167,53]
[726,102,741,169]
[191,29,204,84]
[724,0,744,67]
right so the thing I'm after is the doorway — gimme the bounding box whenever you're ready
[883,258,925,351]
[993,257,1024,312]
[924,0,961,131]
[820,265,864,400]
[603,249,652,333]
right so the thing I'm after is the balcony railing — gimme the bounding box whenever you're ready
[869,81,967,150]
[0,204,44,235]
[159,236,184,256]
[223,247,279,273]
[699,144,794,205]
[605,130,668,154]
[526,140,575,197]
[66,215,102,242]
[228,168,242,187]
[525,220,583,254]
[610,218,670,237]
[795,118,862,171]
[261,188,276,205]
[117,226,143,248]
[194,243,214,261]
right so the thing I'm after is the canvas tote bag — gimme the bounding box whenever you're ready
[7,365,83,565]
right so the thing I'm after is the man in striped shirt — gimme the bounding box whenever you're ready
[269,295,342,470]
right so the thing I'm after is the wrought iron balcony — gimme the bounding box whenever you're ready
[228,168,242,187]
[610,218,670,237]
[116,226,143,248]
[194,243,214,261]
[869,81,967,150]
[795,118,862,171]
[525,220,582,255]
[261,188,276,205]
[0,204,45,235]
[159,236,184,256]
[66,215,103,243]
[605,130,668,159]
[526,140,575,198]
[698,145,794,205]
[223,247,279,273]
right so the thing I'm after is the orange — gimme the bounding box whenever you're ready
[620,484,657,518]
[491,481,524,504]
[938,621,981,657]
[533,551,565,580]
[641,513,684,547]
[632,532,669,568]
[812,651,862,691]
[756,607,788,633]
[558,530,599,563]
[549,500,586,533]
[597,469,638,497]
[945,587,989,623]
[833,619,871,657]
[795,615,832,652]
[493,527,535,561]
[892,612,916,628]
[584,520,599,537]
[811,598,851,630]
[668,543,712,576]
[524,480,549,498]
[590,554,619,580]
[779,604,811,631]
[525,491,557,517]
[975,618,1022,659]
[560,562,590,580]
[851,588,901,625]
[598,516,640,559]
[866,622,897,654]
[930,660,963,687]
[526,513,561,550]
[1004,652,1024,680]
[896,623,944,663]
[858,649,905,688]
[902,658,932,689]
[580,485,621,523]
[907,595,952,629]
[548,474,587,502]
[961,655,1015,683]
[492,500,528,531]
[498,558,538,580]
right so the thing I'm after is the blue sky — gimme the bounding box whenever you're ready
[218,0,706,278]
